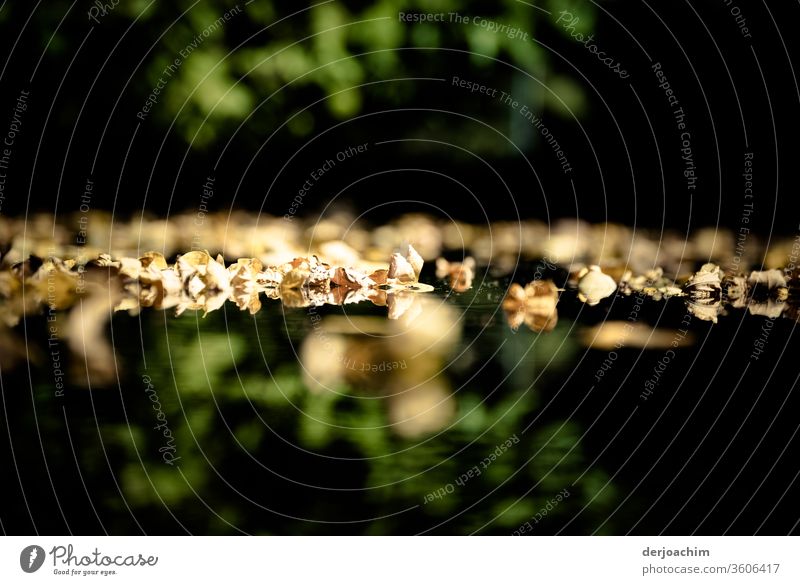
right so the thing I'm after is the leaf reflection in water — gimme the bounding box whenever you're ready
[299,295,461,438]
[502,280,559,333]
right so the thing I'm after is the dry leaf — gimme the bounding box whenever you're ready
[503,280,558,333]
[435,257,475,292]
[331,267,374,289]
[369,269,388,285]
[748,269,787,289]
[139,251,168,270]
[306,256,332,288]
[387,292,418,321]
[281,268,309,290]
[406,244,424,280]
[388,253,416,283]
[577,265,617,306]
[258,266,284,288]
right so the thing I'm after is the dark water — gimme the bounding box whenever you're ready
[3,279,800,535]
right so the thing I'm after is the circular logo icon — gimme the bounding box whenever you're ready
[20,545,45,573]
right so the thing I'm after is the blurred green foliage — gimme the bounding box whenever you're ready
[7,0,595,150]
[77,286,619,534]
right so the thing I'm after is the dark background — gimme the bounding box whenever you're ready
[0,1,796,231]
[1,1,800,536]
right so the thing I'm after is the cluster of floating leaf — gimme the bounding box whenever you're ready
[502,262,800,333]
[680,263,795,323]
[1,246,797,335]
[0,244,436,326]
[3,211,800,331]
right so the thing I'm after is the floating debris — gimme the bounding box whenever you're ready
[436,257,475,293]
[502,280,559,333]
[576,265,617,306]
[619,267,683,301]
[0,245,435,328]
[683,263,723,323]
[4,213,800,338]
[388,244,424,283]
[738,269,788,319]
